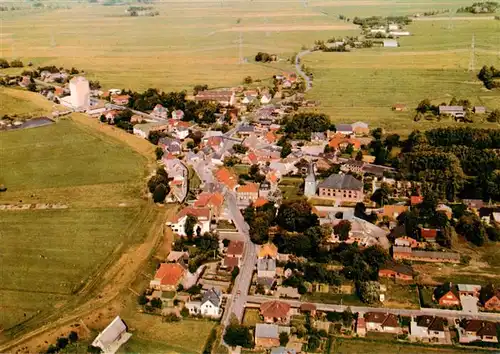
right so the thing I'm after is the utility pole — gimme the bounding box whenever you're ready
[468,34,475,72]
[238,31,244,64]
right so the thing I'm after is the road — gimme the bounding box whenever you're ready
[295,50,312,92]
[246,295,500,321]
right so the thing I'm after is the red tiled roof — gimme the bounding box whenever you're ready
[169,207,210,223]
[193,192,224,208]
[224,256,239,269]
[421,228,437,240]
[237,183,259,194]
[260,301,291,318]
[216,168,238,190]
[247,152,258,164]
[265,131,277,143]
[328,134,361,149]
[227,240,244,256]
[411,196,423,205]
[253,197,269,208]
[154,263,185,286]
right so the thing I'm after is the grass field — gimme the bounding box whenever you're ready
[0,87,61,117]
[0,118,150,337]
[381,281,420,309]
[242,308,261,326]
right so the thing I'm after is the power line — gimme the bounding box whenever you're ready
[468,33,475,72]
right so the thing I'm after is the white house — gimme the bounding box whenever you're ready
[410,316,446,341]
[92,316,132,354]
[133,122,168,139]
[260,94,272,104]
[166,207,211,236]
[383,39,399,48]
[152,104,168,119]
[186,288,222,318]
[257,257,276,279]
[364,313,400,333]
[242,96,255,104]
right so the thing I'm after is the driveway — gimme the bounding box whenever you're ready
[460,295,478,314]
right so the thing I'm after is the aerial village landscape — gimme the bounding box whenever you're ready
[0,0,500,354]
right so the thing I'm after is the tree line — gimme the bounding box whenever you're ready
[478,65,500,90]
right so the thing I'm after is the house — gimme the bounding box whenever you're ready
[299,303,317,316]
[19,76,31,88]
[193,192,224,217]
[356,317,366,336]
[215,167,238,190]
[420,227,438,243]
[436,204,453,219]
[410,316,446,341]
[257,257,276,279]
[132,122,168,139]
[260,94,272,104]
[258,243,278,259]
[392,104,407,112]
[91,316,132,354]
[260,301,291,323]
[253,197,269,208]
[317,174,364,203]
[480,284,500,311]
[458,284,481,298]
[381,205,408,219]
[394,236,418,248]
[166,207,211,237]
[195,90,235,106]
[328,134,361,150]
[340,160,364,174]
[150,263,185,291]
[393,247,460,264]
[463,199,484,209]
[473,106,486,114]
[166,251,189,263]
[259,181,271,199]
[378,261,414,281]
[185,288,222,318]
[438,106,464,118]
[238,124,255,137]
[152,104,168,119]
[224,240,244,270]
[390,31,411,36]
[364,312,401,333]
[336,124,353,135]
[255,324,290,348]
[459,320,498,343]
[434,282,461,307]
[158,137,182,155]
[171,109,184,120]
[111,94,130,105]
[236,183,259,206]
[351,121,370,135]
[383,39,399,48]
[241,95,256,104]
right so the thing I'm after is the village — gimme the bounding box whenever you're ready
[1,63,500,354]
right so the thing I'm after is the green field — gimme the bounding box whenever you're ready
[0,118,150,337]
[0,87,61,117]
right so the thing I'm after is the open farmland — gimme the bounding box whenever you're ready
[0,87,61,117]
[304,18,500,134]
[0,118,153,340]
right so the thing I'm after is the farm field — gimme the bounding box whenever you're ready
[0,118,151,340]
[303,19,500,134]
[0,87,61,117]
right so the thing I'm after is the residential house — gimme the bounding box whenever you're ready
[158,137,182,155]
[193,192,224,217]
[480,284,500,311]
[438,106,464,118]
[166,207,211,237]
[260,301,291,323]
[132,122,168,139]
[420,227,438,243]
[186,288,222,318]
[255,324,290,348]
[458,320,498,343]
[258,243,278,259]
[340,160,364,174]
[364,312,401,333]
[152,104,168,119]
[394,236,418,248]
[437,204,453,219]
[172,109,184,120]
[238,124,255,137]
[195,90,235,106]
[260,94,272,104]
[259,181,271,199]
[317,174,364,203]
[241,95,256,105]
[111,95,130,105]
[257,257,276,279]
[91,316,132,354]
[410,316,446,341]
[378,262,414,281]
[356,317,366,336]
[253,197,269,208]
[434,282,461,307]
[328,134,361,150]
[383,39,399,48]
[224,240,244,270]
[19,76,31,88]
[463,199,484,210]
[166,251,189,263]
[392,104,407,112]
[458,284,481,298]
[410,195,423,206]
[381,205,409,220]
[351,121,370,135]
[336,124,353,135]
[473,106,486,114]
[150,263,185,291]
[236,183,259,206]
[393,247,460,264]
[215,167,238,190]
[299,303,317,317]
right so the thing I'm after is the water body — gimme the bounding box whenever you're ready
[2,117,54,131]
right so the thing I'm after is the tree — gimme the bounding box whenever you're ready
[233,144,248,154]
[68,331,78,343]
[223,156,241,167]
[307,335,321,352]
[27,82,37,92]
[280,142,292,158]
[151,297,162,309]
[243,76,253,84]
[0,58,10,68]
[223,318,253,348]
[152,183,168,203]
[180,306,190,317]
[279,332,289,346]
[344,143,354,155]
[487,109,500,123]
[56,337,69,350]
[276,199,318,233]
[155,147,164,160]
[358,281,380,304]
[193,84,208,96]
[185,215,198,238]
[99,114,107,123]
[456,212,487,246]
[486,224,500,241]
[231,266,240,280]
[371,127,383,140]
[10,59,23,67]
[355,150,363,161]
[370,183,392,207]
[138,293,148,305]
[333,220,351,241]
[222,238,230,247]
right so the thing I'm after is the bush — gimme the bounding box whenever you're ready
[68,331,78,343]
[152,183,168,203]
[87,345,103,354]
[138,294,148,305]
[180,307,190,317]
[0,58,10,68]
[151,297,163,309]
[163,313,181,322]
[10,59,23,67]
[56,337,69,350]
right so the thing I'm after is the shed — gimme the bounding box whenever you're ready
[383,40,399,48]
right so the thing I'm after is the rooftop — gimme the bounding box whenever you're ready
[153,263,185,286]
[260,300,291,318]
[318,174,363,191]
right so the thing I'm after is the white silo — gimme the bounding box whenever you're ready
[69,76,90,109]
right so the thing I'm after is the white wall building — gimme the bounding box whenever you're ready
[186,288,222,318]
[69,76,90,109]
[92,316,132,354]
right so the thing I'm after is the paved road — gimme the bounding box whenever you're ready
[246,295,500,321]
[295,50,312,92]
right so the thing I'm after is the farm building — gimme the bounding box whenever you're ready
[438,106,464,118]
[383,40,399,48]
[92,316,132,354]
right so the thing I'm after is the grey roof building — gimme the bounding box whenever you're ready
[202,287,221,307]
[318,174,363,191]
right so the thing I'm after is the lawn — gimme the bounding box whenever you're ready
[242,308,261,326]
[118,336,197,354]
[0,116,151,337]
[279,177,303,200]
[302,292,364,307]
[0,87,61,117]
[381,281,420,309]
